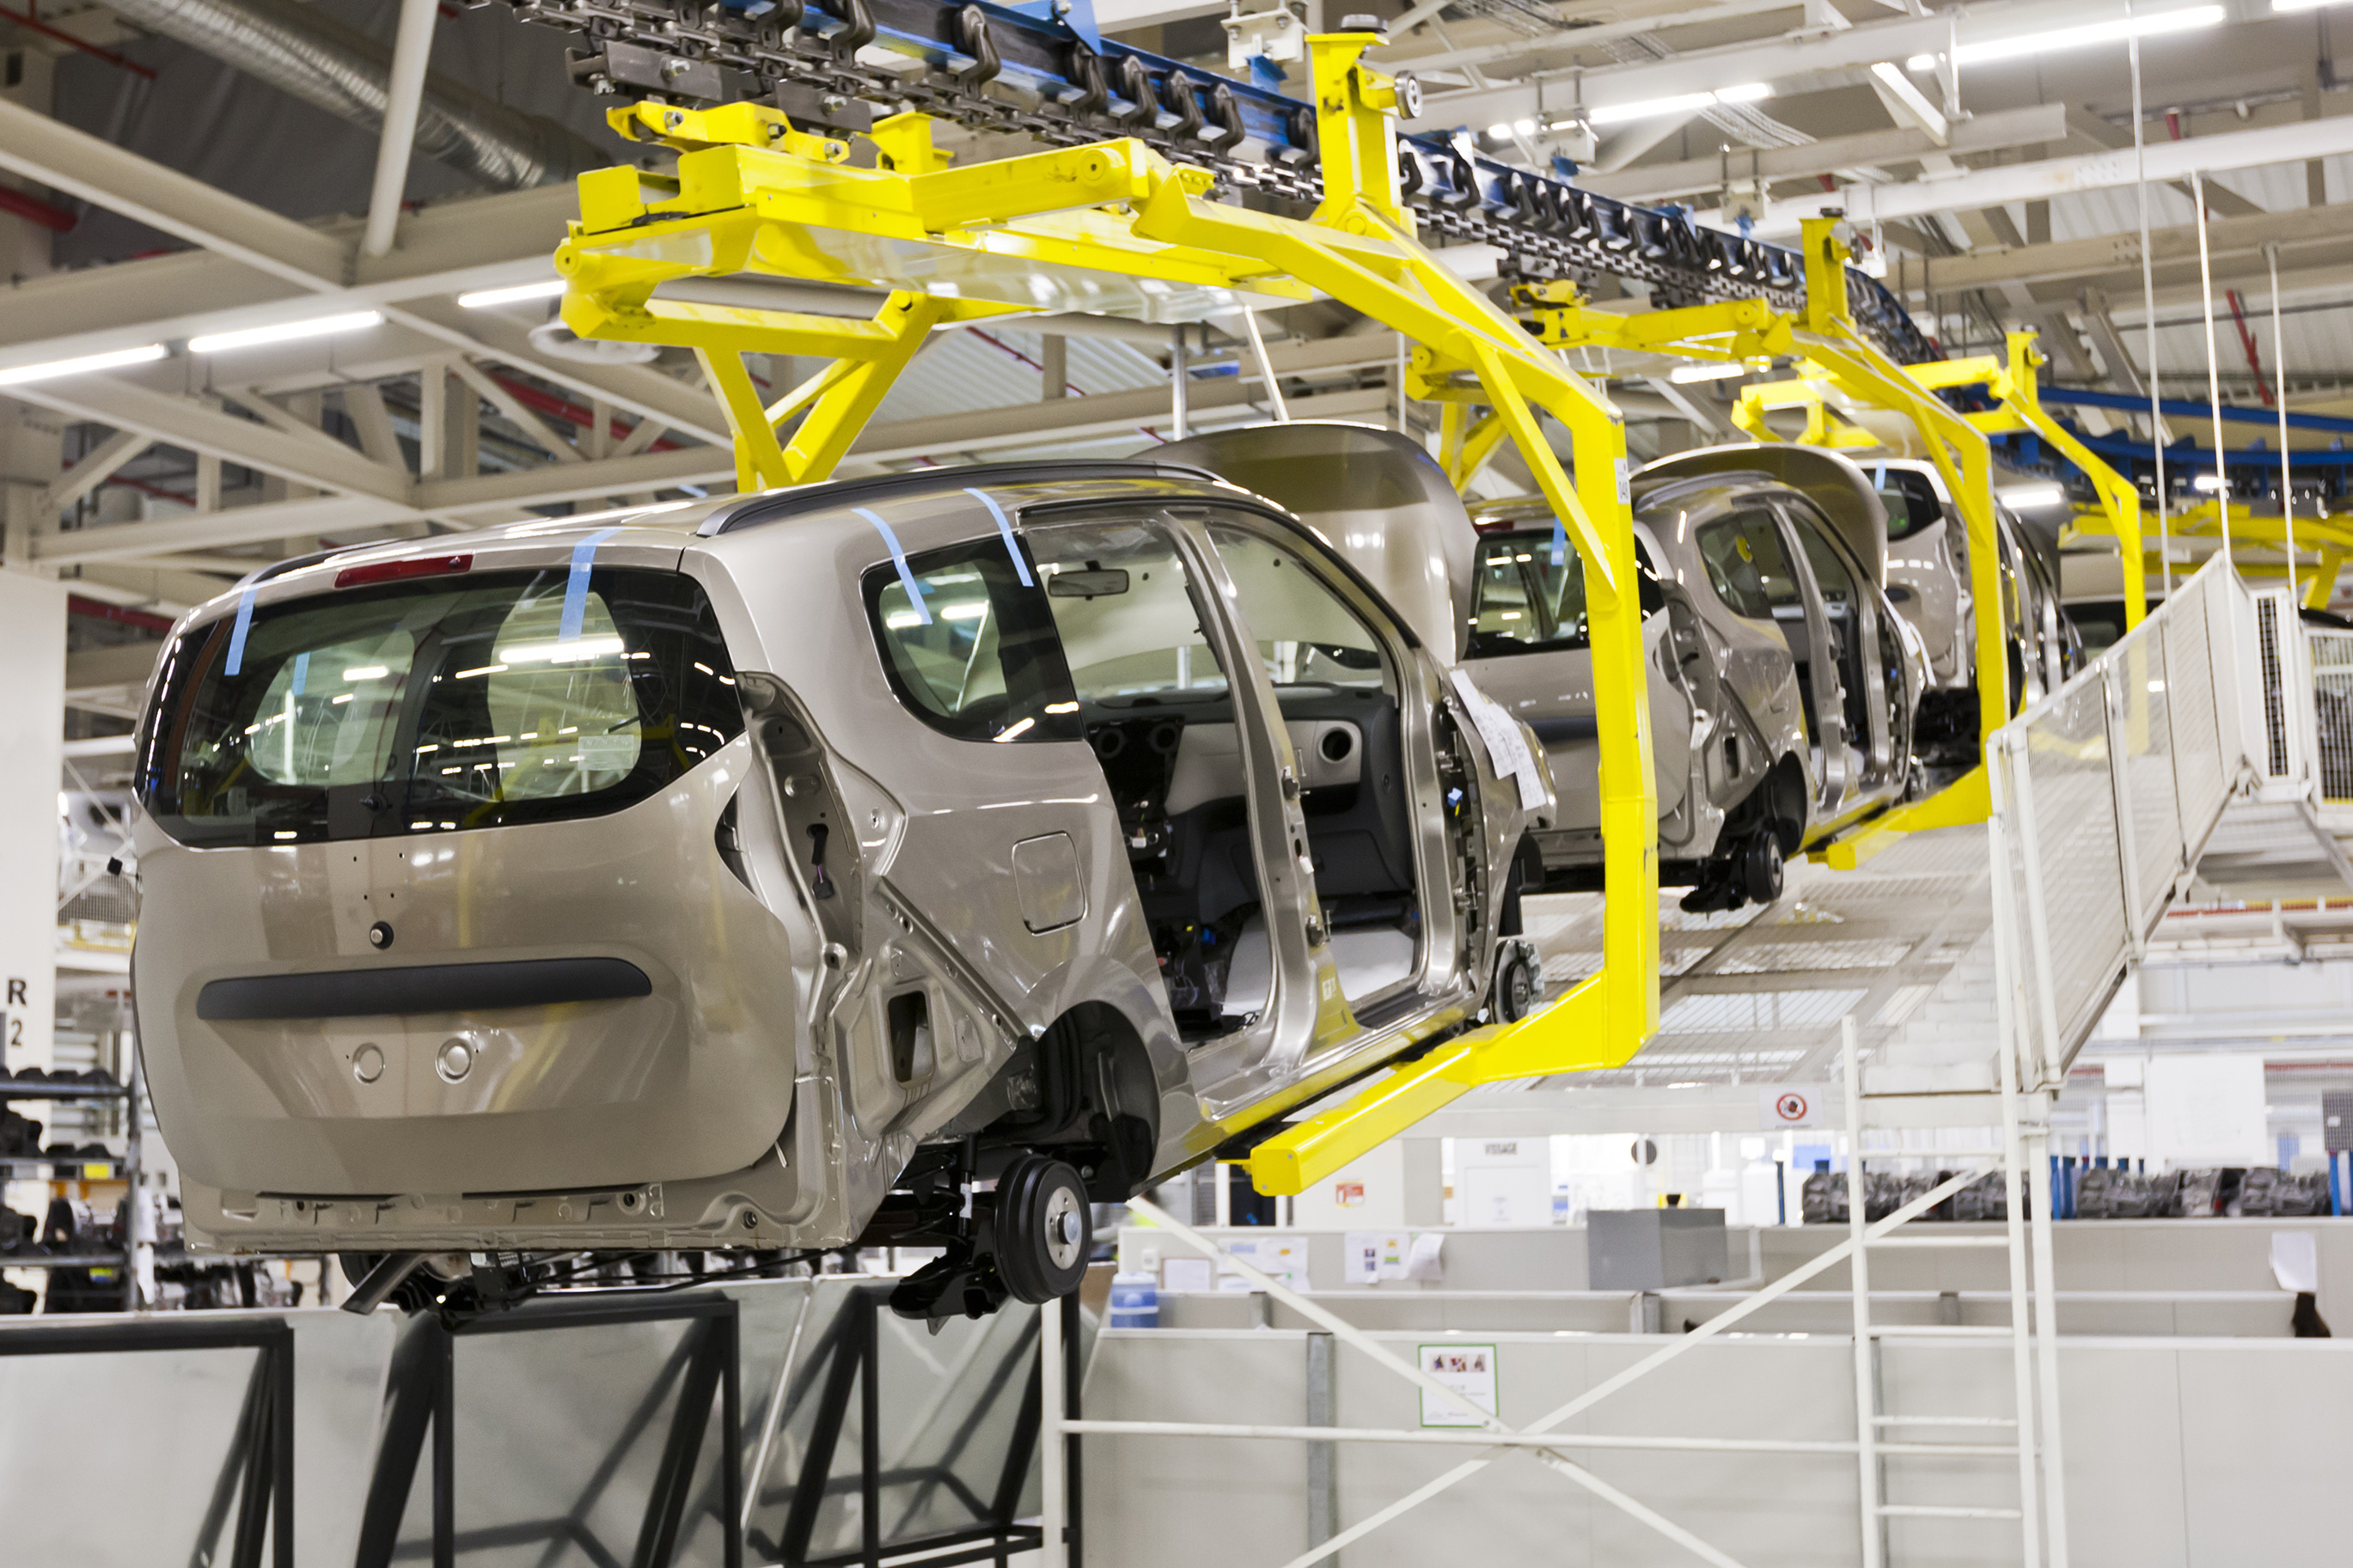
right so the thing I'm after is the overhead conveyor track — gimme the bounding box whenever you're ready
[503,0,1935,360]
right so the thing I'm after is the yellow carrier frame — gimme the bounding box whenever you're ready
[1507,245,2151,870]
[553,34,1664,1196]
[2072,497,2350,610]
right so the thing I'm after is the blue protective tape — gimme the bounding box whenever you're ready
[857,507,929,624]
[1549,520,1568,570]
[223,586,259,677]
[964,488,1034,587]
[559,527,624,643]
[290,651,310,697]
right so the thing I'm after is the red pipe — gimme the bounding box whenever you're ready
[2224,289,2275,409]
[0,183,76,234]
[0,3,157,79]
[486,372,678,453]
[69,596,175,634]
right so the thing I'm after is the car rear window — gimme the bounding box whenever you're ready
[1465,529,1663,658]
[1872,466,1944,542]
[137,566,743,847]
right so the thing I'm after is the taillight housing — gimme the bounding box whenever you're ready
[334,553,473,589]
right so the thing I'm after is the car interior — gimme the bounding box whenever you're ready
[1023,513,1427,1040]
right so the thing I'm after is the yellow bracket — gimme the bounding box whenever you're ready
[1914,330,2148,631]
[557,55,1662,1199]
[608,99,850,162]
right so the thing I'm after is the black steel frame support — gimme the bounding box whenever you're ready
[0,1317,294,1568]
[350,1293,743,1568]
[761,1285,1048,1568]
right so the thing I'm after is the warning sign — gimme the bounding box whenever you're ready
[1761,1085,1830,1129]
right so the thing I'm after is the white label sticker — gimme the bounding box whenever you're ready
[1615,455,1632,505]
[1448,669,1549,810]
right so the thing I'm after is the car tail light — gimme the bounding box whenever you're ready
[335,554,473,589]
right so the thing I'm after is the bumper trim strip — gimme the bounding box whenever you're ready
[196,957,652,1021]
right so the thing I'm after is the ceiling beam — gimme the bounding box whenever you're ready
[1574,104,2069,204]
[1918,199,2353,291]
[1407,0,2199,132]
[1843,113,2353,224]
[36,493,419,567]
[9,375,413,502]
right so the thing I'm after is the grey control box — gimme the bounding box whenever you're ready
[1586,1208,1729,1290]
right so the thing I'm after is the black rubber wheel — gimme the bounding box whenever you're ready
[1739,827,1785,906]
[994,1156,1091,1304]
[1496,948,1540,1022]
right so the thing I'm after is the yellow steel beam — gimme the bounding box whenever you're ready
[554,51,1664,1198]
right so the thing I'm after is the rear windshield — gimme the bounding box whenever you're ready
[136,566,743,848]
[1872,466,1944,542]
[1465,529,1662,658]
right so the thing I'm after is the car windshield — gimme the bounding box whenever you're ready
[137,565,743,847]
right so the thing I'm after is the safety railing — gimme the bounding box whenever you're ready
[1987,555,2255,1090]
[2308,626,2353,805]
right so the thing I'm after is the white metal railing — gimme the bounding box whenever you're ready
[2311,626,2353,805]
[1987,556,2256,1092]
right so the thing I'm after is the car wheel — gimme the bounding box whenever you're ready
[994,1156,1091,1304]
[1495,943,1541,1022]
[1739,827,1785,906]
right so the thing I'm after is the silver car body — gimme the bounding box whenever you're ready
[1470,446,1925,892]
[128,464,1549,1258]
[1869,457,2077,747]
[1150,430,1922,899]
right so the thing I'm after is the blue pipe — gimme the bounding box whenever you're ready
[2041,384,2353,436]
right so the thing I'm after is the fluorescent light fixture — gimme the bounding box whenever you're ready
[1487,121,1513,138]
[1668,362,1748,384]
[1589,83,1771,125]
[1904,4,2222,70]
[2275,0,2351,10]
[458,279,566,308]
[0,343,168,387]
[2192,474,2230,492]
[188,311,383,355]
[497,637,626,664]
[342,666,389,682]
[1513,118,1536,136]
[1999,483,2066,508]
[940,601,989,620]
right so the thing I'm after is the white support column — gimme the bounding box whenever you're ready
[2026,1131,2070,1568]
[364,0,439,259]
[1841,1018,1883,1568]
[1040,1293,1069,1568]
[0,568,65,1069]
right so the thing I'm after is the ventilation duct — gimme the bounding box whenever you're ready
[102,0,601,189]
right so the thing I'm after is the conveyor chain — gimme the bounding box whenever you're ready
[504,0,1938,362]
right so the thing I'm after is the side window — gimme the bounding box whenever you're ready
[1695,509,1801,622]
[1788,510,1857,611]
[865,535,1082,743]
[1206,521,1393,692]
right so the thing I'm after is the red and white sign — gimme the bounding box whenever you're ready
[1761,1085,1830,1129]
[1333,1181,1366,1208]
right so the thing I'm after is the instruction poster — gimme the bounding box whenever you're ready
[1343,1230,1413,1284]
[1220,1234,1308,1291]
[1417,1343,1499,1428]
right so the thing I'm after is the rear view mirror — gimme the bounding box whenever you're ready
[1048,568,1130,599]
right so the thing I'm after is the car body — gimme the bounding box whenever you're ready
[1155,428,1923,912]
[127,462,1551,1312]
[1465,444,1926,908]
[1870,457,2080,760]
